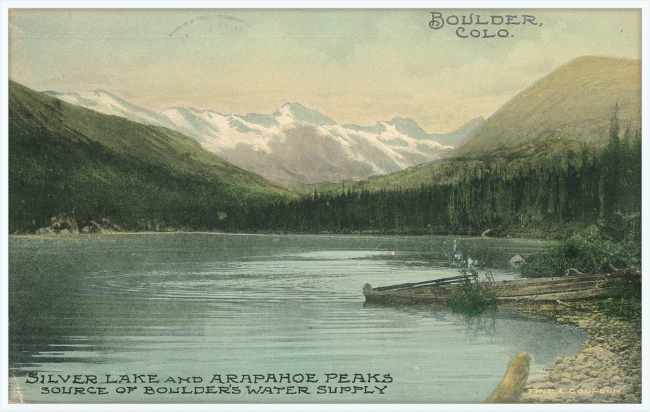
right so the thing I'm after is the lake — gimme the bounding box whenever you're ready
[8,233,587,403]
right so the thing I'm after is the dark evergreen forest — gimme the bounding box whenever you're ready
[229,113,641,241]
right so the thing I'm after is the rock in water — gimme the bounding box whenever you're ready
[510,255,526,268]
[363,284,373,292]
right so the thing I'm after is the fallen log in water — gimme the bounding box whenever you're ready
[363,274,612,306]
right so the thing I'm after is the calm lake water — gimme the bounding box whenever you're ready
[9,233,587,403]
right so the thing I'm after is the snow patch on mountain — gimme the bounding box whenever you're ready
[43,90,485,186]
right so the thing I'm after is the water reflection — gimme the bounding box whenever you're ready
[9,234,584,404]
[459,312,497,344]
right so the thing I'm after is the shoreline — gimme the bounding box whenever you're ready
[8,230,550,244]
[11,215,571,242]
[511,298,642,403]
[363,271,642,404]
[366,292,642,403]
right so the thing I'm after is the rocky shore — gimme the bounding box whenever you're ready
[513,299,642,404]
[30,216,180,235]
[34,216,122,235]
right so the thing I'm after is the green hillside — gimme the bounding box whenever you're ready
[9,81,295,233]
[296,87,641,240]
[316,56,640,195]
[250,134,640,240]
[317,137,589,193]
[455,56,641,157]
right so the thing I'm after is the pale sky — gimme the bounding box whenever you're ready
[8,8,641,133]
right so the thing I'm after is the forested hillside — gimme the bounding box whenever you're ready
[236,111,640,241]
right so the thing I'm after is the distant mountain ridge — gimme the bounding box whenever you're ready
[455,56,641,157]
[43,90,485,186]
[312,56,642,194]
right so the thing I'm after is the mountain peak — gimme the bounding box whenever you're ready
[281,102,307,110]
[455,55,641,157]
[569,55,640,66]
[92,89,117,97]
[385,117,427,139]
[275,102,336,126]
[388,116,418,125]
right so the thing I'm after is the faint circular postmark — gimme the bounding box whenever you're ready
[169,14,251,37]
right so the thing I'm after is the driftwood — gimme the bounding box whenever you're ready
[496,288,608,302]
[371,275,465,292]
[364,273,614,305]
[563,268,584,276]
[485,353,531,403]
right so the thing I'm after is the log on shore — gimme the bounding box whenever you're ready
[363,274,612,306]
[485,352,531,403]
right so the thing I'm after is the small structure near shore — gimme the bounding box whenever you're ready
[363,273,613,306]
[509,255,526,268]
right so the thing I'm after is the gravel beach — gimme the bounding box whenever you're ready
[514,300,642,404]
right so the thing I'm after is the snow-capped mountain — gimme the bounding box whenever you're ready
[44,90,178,130]
[43,90,485,186]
